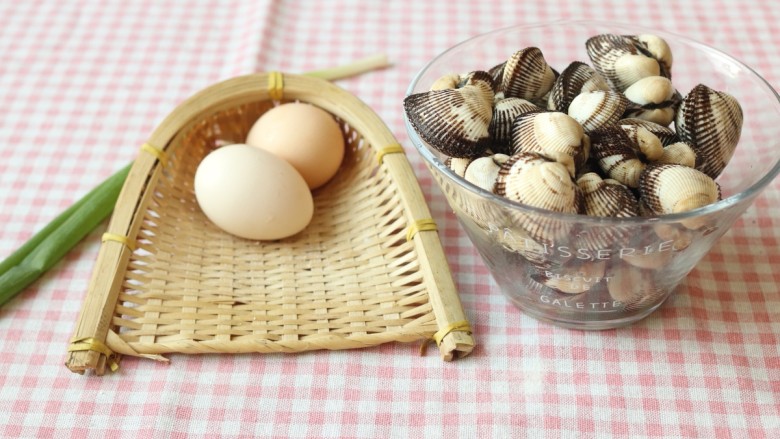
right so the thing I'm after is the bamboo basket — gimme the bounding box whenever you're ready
[65,73,475,375]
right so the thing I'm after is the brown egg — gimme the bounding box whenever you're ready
[246,102,345,189]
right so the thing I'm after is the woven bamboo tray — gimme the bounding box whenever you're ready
[65,72,474,375]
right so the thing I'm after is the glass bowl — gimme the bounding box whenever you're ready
[403,20,780,330]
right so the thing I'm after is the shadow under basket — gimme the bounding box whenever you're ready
[65,73,474,375]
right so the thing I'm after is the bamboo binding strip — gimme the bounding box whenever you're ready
[65,73,474,375]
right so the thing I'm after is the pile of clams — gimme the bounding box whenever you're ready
[404,34,744,222]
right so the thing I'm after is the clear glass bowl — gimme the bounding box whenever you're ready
[404,21,780,330]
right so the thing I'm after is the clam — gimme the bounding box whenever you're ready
[623,76,679,126]
[488,98,542,155]
[403,71,495,158]
[619,124,664,161]
[510,111,587,177]
[586,34,662,91]
[653,222,693,251]
[445,151,490,177]
[638,164,721,215]
[429,73,464,91]
[622,248,673,270]
[496,153,583,242]
[630,34,673,78]
[501,47,557,102]
[430,70,502,92]
[463,154,511,193]
[575,173,639,249]
[619,118,680,146]
[608,264,666,311]
[548,61,610,112]
[488,61,506,89]
[675,84,743,178]
[568,90,630,132]
[655,142,697,168]
[496,154,582,213]
[590,127,646,188]
[577,172,640,218]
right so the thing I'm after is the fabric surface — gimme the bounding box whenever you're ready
[1,1,778,437]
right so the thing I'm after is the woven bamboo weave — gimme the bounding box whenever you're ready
[65,73,474,375]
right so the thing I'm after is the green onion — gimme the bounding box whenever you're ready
[0,164,131,307]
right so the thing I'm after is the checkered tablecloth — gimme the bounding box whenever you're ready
[1,1,778,437]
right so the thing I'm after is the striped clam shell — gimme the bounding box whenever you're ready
[575,173,639,250]
[488,98,541,155]
[638,164,721,215]
[429,73,463,91]
[619,124,664,161]
[622,76,679,126]
[501,47,557,102]
[488,61,506,90]
[619,118,680,145]
[548,61,610,112]
[568,90,630,132]
[496,152,583,242]
[430,70,502,92]
[445,151,490,177]
[403,71,495,158]
[655,142,697,168]
[590,127,647,188]
[629,34,673,79]
[586,34,663,92]
[463,154,511,193]
[608,264,666,311]
[510,111,586,177]
[496,153,582,213]
[577,172,640,218]
[675,84,743,179]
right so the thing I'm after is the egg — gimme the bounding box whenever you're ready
[194,144,313,240]
[246,102,345,189]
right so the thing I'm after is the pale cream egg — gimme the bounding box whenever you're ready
[194,144,313,240]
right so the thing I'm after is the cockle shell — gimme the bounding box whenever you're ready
[548,61,610,112]
[619,118,680,145]
[446,156,474,177]
[590,127,646,188]
[619,124,664,161]
[655,142,697,168]
[496,155,582,212]
[488,61,506,89]
[575,173,639,250]
[510,111,587,177]
[488,98,541,155]
[429,73,463,91]
[577,172,640,218]
[630,34,673,78]
[638,164,721,215]
[586,34,662,92]
[608,264,665,311]
[568,90,630,132]
[501,47,557,102]
[496,153,583,242]
[675,84,743,179]
[623,76,679,126]
[404,71,495,158]
[463,154,511,193]
[430,70,502,92]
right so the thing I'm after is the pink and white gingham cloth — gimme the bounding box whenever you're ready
[1,1,778,437]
